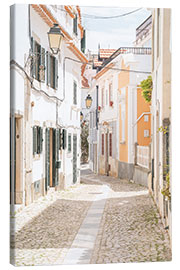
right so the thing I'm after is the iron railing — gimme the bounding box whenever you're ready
[99,47,151,70]
[136,15,152,41]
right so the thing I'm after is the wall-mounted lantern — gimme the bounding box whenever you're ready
[80,111,83,121]
[48,23,64,54]
[85,94,92,109]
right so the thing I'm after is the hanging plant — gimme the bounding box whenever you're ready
[139,75,153,103]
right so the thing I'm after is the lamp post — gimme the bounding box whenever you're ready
[47,23,64,54]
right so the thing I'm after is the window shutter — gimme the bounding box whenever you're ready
[45,128,50,188]
[73,81,77,105]
[46,51,51,86]
[39,127,43,153]
[102,133,104,155]
[56,128,60,186]
[68,134,71,152]
[59,128,62,150]
[55,58,58,89]
[73,15,78,35]
[31,37,36,78]
[40,47,45,82]
[62,129,67,150]
[33,126,37,155]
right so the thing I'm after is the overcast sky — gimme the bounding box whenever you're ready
[80,6,151,52]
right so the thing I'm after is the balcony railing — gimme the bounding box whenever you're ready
[100,47,151,70]
[136,15,152,42]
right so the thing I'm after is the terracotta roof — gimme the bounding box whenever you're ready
[93,58,103,67]
[99,49,116,59]
[82,75,89,88]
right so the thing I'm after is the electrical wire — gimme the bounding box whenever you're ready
[62,56,151,74]
[55,6,142,19]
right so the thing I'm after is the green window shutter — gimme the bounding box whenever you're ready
[33,126,37,155]
[37,126,40,154]
[59,128,62,150]
[55,58,58,89]
[40,47,45,82]
[46,51,51,86]
[73,81,77,105]
[73,15,78,35]
[68,134,71,152]
[81,29,86,53]
[45,128,50,188]
[31,37,36,78]
[62,129,67,150]
[39,127,43,153]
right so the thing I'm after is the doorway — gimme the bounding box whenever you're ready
[45,128,60,190]
[10,116,23,204]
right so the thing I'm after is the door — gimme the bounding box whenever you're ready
[45,128,50,191]
[10,116,23,204]
[105,132,109,176]
[46,128,60,189]
[73,134,77,184]
[52,128,60,187]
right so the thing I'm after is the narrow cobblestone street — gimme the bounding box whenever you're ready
[10,168,172,266]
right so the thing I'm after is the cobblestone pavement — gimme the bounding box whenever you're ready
[87,175,172,264]
[10,170,172,266]
[10,182,101,266]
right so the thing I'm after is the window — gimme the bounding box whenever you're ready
[121,103,126,142]
[73,81,77,105]
[31,38,45,82]
[46,52,58,89]
[68,133,72,152]
[33,126,43,155]
[109,82,113,106]
[102,134,104,155]
[144,129,150,137]
[144,115,149,122]
[73,14,78,35]
[109,133,112,156]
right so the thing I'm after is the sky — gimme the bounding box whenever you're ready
[80,6,152,52]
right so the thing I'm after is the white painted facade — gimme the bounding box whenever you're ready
[10,4,86,209]
[151,8,171,240]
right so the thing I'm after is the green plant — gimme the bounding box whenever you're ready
[161,172,171,200]
[139,75,152,103]
[157,126,168,134]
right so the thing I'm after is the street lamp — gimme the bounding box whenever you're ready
[48,23,63,54]
[80,111,83,121]
[85,94,92,109]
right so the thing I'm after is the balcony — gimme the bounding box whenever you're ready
[136,15,152,43]
[100,46,151,70]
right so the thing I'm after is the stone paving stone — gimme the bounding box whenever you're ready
[10,171,172,266]
[90,177,172,264]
